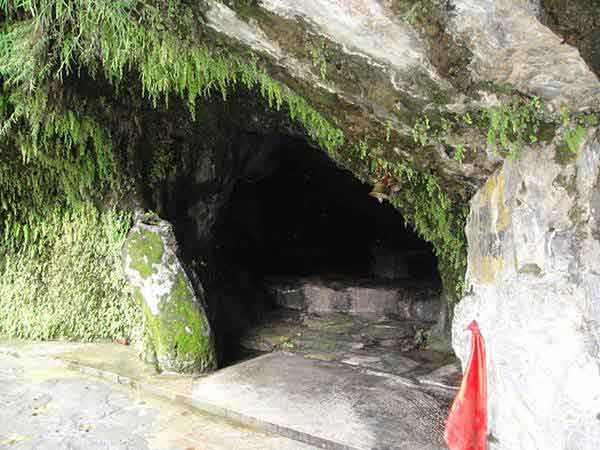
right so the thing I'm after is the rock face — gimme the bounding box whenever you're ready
[266,276,441,322]
[205,0,600,186]
[453,127,600,449]
[447,0,599,112]
[122,216,217,373]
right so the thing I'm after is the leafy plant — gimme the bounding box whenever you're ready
[385,120,393,142]
[563,124,586,154]
[412,116,431,146]
[308,39,328,81]
[559,108,596,156]
[453,143,465,163]
[485,96,543,160]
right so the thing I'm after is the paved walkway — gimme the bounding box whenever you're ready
[0,350,313,450]
[0,340,455,450]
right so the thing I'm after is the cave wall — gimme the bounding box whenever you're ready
[454,126,600,449]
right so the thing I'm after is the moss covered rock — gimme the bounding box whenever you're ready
[122,215,217,373]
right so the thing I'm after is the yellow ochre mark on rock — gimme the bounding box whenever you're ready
[482,172,510,232]
[477,256,505,284]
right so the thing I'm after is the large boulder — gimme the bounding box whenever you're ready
[122,215,217,373]
[453,127,600,449]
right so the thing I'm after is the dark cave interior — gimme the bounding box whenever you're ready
[157,133,441,363]
[215,136,439,281]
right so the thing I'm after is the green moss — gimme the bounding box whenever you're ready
[126,229,164,279]
[168,272,213,356]
[140,271,216,373]
[0,206,141,342]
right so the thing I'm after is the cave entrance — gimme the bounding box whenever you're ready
[207,135,443,369]
[219,137,439,282]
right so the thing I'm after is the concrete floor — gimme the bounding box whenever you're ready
[0,352,314,450]
[0,335,456,450]
[193,352,450,450]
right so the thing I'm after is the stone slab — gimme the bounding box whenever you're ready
[265,276,441,321]
[192,352,449,450]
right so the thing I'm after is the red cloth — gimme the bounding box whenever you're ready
[444,320,487,450]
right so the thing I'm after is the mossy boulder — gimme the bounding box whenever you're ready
[122,215,217,373]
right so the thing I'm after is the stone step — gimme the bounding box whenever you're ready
[265,276,441,321]
[192,352,450,450]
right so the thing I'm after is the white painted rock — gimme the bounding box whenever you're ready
[122,215,216,373]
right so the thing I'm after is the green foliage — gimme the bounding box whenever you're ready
[0,89,120,253]
[355,138,370,161]
[453,143,465,163]
[308,39,328,81]
[559,108,596,155]
[555,108,597,164]
[0,0,344,155]
[563,125,586,154]
[485,96,542,160]
[0,206,142,341]
[389,167,467,297]
[411,116,431,146]
[385,120,393,142]
[410,96,598,167]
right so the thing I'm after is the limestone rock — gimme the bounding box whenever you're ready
[266,276,441,321]
[448,0,600,112]
[453,127,600,449]
[122,215,217,373]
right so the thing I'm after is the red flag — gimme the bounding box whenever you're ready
[444,320,487,450]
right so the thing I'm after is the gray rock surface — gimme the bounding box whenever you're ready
[453,127,600,449]
[193,352,450,450]
[265,276,441,321]
[204,0,599,188]
[448,0,600,112]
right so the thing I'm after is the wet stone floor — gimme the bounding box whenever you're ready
[239,308,461,391]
